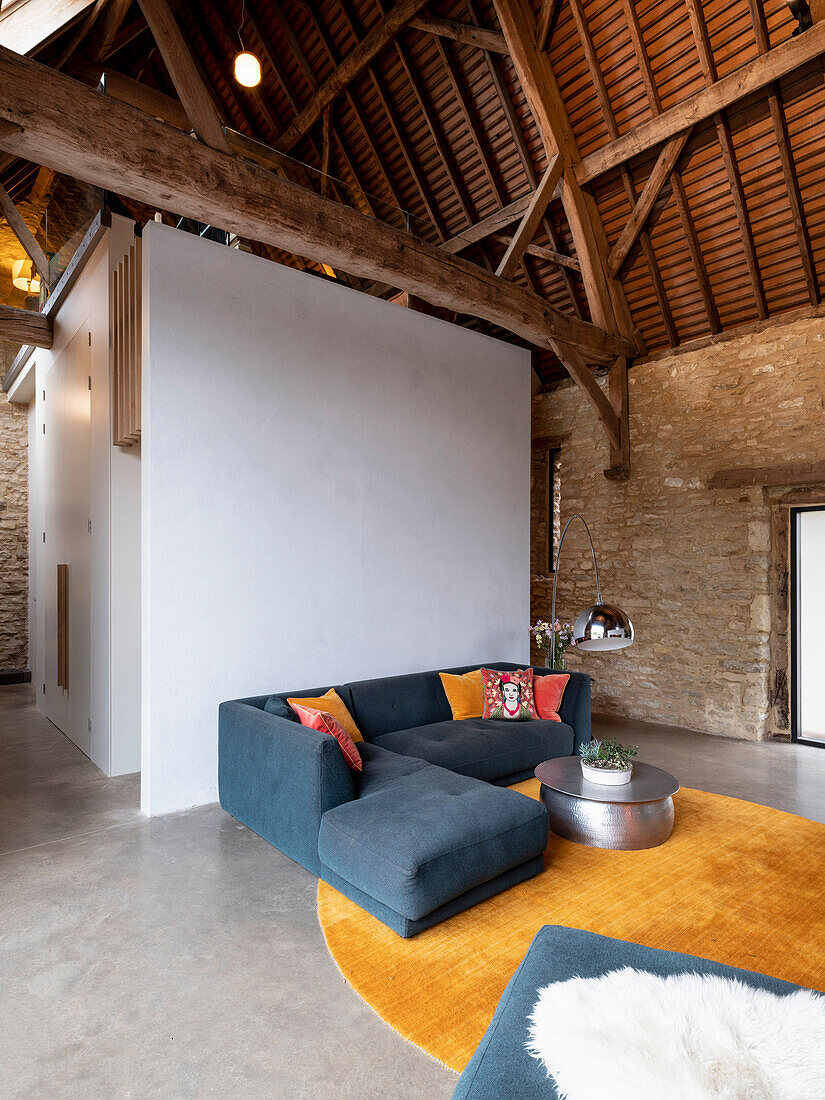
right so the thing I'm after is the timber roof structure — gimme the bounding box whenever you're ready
[0,0,824,407]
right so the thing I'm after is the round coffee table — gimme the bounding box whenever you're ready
[535,757,679,850]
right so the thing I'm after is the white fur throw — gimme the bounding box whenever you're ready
[526,967,825,1099]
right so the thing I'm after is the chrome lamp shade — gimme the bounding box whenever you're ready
[550,514,634,663]
[573,602,634,651]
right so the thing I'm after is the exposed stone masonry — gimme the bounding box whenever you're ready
[531,314,825,741]
[0,391,28,672]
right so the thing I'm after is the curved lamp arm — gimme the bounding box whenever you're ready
[550,513,601,644]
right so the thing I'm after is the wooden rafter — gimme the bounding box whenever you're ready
[567,0,678,344]
[462,0,580,313]
[620,0,720,335]
[576,19,825,185]
[0,304,53,348]
[536,0,560,52]
[747,0,819,307]
[607,131,691,277]
[683,0,767,320]
[0,181,49,282]
[136,0,230,153]
[86,0,133,61]
[496,156,562,278]
[604,355,630,480]
[409,15,508,54]
[0,46,629,363]
[553,343,621,450]
[490,234,579,271]
[492,0,634,342]
[275,0,429,154]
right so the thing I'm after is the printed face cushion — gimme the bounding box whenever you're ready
[290,702,363,773]
[287,688,363,744]
[481,667,537,721]
[533,673,570,722]
[439,669,484,720]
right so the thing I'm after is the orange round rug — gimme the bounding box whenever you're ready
[317,781,825,1072]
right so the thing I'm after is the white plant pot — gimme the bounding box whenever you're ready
[581,761,633,786]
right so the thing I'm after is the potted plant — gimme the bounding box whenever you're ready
[530,619,573,669]
[579,737,638,786]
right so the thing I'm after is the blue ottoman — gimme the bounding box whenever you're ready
[453,925,819,1099]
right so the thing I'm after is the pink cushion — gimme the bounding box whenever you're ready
[533,673,569,721]
[481,668,537,721]
[291,702,363,772]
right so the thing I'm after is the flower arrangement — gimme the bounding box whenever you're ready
[530,619,573,669]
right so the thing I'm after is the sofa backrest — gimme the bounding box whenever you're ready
[344,662,526,740]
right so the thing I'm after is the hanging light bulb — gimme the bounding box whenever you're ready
[233,50,261,88]
[233,0,261,87]
[12,258,41,295]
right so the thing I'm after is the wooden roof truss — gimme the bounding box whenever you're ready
[1,0,824,480]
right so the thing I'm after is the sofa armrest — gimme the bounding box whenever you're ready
[218,700,356,876]
[533,669,591,754]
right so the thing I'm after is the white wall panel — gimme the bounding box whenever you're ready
[141,222,531,815]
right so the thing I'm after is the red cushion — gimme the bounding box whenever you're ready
[533,673,569,721]
[291,702,363,772]
[480,667,537,721]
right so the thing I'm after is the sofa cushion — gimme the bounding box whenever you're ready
[372,718,574,782]
[319,765,548,921]
[355,741,431,798]
[344,662,526,740]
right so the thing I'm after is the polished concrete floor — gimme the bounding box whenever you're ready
[2,684,825,1098]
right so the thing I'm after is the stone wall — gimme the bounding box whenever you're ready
[531,313,825,741]
[0,390,28,673]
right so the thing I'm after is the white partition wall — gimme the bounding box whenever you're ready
[141,222,532,815]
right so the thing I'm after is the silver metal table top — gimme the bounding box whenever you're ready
[535,757,679,804]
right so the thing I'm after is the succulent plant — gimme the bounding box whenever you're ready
[579,737,638,771]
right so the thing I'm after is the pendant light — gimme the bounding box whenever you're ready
[233,0,261,88]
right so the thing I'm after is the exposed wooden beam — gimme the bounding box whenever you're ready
[86,0,132,60]
[409,14,508,53]
[0,47,628,363]
[604,355,629,480]
[620,0,719,335]
[536,0,560,52]
[275,0,429,153]
[575,19,825,184]
[552,343,621,450]
[136,0,230,153]
[683,0,767,320]
[0,180,49,281]
[492,0,631,338]
[708,460,825,490]
[607,131,691,276]
[0,0,94,55]
[747,0,819,307]
[568,0,677,343]
[0,304,53,348]
[491,234,579,271]
[495,155,562,277]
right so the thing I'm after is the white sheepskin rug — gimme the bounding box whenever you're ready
[526,966,825,1099]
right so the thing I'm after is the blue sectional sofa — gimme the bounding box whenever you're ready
[219,663,590,937]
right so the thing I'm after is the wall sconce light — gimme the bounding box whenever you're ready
[12,258,41,296]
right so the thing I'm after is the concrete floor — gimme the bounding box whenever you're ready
[2,684,825,1098]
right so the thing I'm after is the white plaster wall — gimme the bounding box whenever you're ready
[141,222,531,815]
[25,215,141,776]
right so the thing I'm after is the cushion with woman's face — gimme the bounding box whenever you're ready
[481,667,537,721]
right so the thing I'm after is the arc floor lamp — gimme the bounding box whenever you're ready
[550,514,634,662]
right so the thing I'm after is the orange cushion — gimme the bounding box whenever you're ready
[533,673,570,721]
[439,669,484,720]
[291,703,362,772]
[287,689,363,743]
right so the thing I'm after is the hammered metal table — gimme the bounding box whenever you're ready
[535,758,680,850]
